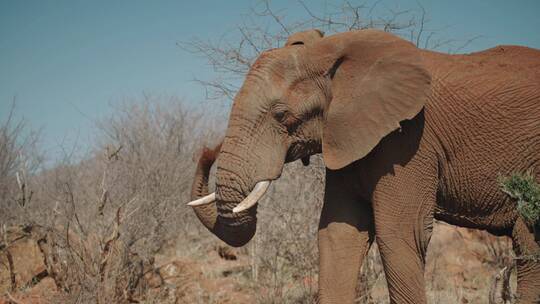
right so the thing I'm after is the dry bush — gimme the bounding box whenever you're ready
[250,156,324,303]
[1,96,224,303]
[94,96,223,255]
[0,101,43,226]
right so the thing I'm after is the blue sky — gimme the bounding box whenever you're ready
[1,0,539,162]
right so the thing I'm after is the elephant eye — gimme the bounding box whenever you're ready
[274,109,287,123]
[271,104,289,123]
[271,104,300,132]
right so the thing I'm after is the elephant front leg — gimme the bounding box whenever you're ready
[372,172,437,304]
[318,170,374,304]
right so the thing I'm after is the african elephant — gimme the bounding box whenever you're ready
[188,29,540,303]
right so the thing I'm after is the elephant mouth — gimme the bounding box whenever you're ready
[187,180,271,213]
[285,139,321,163]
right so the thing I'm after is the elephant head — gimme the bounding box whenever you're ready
[188,29,431,247]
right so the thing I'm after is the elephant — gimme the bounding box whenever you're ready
[187,29,540,303]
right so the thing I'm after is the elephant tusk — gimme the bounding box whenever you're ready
[187,192,216,206]
[232,181,271,213]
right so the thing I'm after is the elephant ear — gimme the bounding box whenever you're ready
[285,29,324,46]
[321,30,432,169]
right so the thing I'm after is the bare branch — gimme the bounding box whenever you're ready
[451,35,484,54]
[415,4,426,47]
[179,0,447,103]
[5,291,23,304]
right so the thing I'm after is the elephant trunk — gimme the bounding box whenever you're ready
[190,80,286,247]
[189,143,256,247]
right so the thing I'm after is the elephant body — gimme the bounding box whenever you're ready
[189,30,540,303]
[423,47,539,232]
[319,46,540,303]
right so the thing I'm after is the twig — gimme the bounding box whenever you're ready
[415,4,426,47]
[257,0,290,35]
[107,145,123,161]
[5,291,23,304]
[489,264,515,304]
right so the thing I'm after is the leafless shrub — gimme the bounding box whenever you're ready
[0,99,43,226]
[250,156,324,303]
[1,96,223,303]
[94,96,223,255]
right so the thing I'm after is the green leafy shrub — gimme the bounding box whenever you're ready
[499,171,540,225]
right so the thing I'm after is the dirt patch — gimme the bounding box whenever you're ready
[152,244,255,304]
